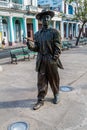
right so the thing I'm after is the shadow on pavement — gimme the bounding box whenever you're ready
[0,99,36,109]
[0,61,10,65]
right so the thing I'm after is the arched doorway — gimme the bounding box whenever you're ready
[2,19,8,44]
[15,20,21,42]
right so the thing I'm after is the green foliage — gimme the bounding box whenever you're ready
[65,0,87,45]
[65,0,87,23]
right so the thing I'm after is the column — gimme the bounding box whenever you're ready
[62,0,64,13]
[53,21,56,29]
[32,0,37,6]
[8,16,14,45]
[56,21,60,30]
[9,0,13,8]
[23,0,28,5]
[61,21,64,40]
[23,17,27,38]
[35,0,37,6]
[83,25,85,36]
[66,3,68,15]
[0,16,3,46]
[76,23,78,37]
[0,17,3,32]
[32,18,38,33]
[80,24,83,37]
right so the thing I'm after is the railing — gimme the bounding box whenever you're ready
[0,1,40,13]
[10,3,26,10]
[37,7,42,12]
[0,1,9,7]
[65,14,74,19]
[26,5,43,13]
[0,1,26,10]
[26,5,38,12]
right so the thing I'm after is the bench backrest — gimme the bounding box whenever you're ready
[10,48,24,55]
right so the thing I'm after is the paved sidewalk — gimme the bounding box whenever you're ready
[0,45,87,130]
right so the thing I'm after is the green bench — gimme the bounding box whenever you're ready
[62,41,69,50]
[62,41,73,50]
[10,47,30,64]
[10,46,37,64]
[23,46,37,59]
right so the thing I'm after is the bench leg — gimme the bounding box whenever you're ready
[11,60,13,64]
[33,54,35,59]
[28,55,30,61]
[15,58,17,64]
[24,56,25,60]
[11,58,14,64]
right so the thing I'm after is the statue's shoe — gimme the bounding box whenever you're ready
[33,102,44,110]
[53,94,60,104]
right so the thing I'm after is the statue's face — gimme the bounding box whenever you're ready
[40,15,51,26]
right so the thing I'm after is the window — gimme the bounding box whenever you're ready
[2,19,7,24]
[68,5,73,14]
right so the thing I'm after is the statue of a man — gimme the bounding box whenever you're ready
[27,9,64,110]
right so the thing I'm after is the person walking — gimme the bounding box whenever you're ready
[2,38,5,48]
[26,9,64,110]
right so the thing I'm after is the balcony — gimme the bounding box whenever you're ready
[10,2,26,10]
[0,1,26,11]
[0,1,42,15]
[26,5,38,13]
[0,1,9,7]
[62,13,74,21]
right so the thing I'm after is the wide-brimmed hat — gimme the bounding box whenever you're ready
[36,9,54,20]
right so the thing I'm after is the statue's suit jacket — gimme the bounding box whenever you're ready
[27,27,64,72]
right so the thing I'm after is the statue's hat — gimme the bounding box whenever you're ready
[36,9,54,20]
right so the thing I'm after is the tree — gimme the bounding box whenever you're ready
[65,0,87,46]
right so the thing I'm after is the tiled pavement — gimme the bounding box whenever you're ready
[0,45,87,130]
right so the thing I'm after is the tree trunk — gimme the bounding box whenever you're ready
[76,22,85,46]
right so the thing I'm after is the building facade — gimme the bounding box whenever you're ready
[0,0,62,46]
[38,0,87,40]
[0,0,39,46]
[0,0,86,47]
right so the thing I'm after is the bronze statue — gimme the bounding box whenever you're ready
[26,9,64,110]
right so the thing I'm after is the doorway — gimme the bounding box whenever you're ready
[2,19,8,44]
[15,20,21,42]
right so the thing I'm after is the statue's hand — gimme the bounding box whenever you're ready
[26,41,30,48]
[26,41,34,50]
[24,37,34,42]
[53,54,60,61]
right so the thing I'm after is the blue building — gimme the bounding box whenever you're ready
[0,0,86,47]
[0,0,63,47]
[38,0,87,40]
[0,0,39,46]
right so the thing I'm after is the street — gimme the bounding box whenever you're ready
[0,45,87,130]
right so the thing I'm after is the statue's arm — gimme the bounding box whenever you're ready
[26,34,39,52]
